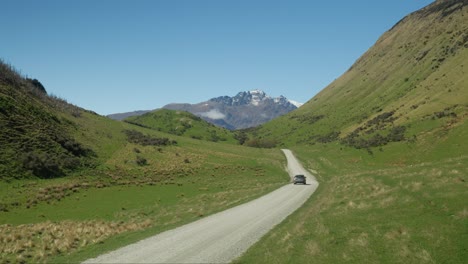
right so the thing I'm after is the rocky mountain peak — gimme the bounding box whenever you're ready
[165,90,302,129]
[210,90,298,108]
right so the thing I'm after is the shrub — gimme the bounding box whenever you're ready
[22,152,63,178]
[341,125,407,149]
[387,126,406,142]
[61,156,81,169]
[55,134,93,157]
[365,111,396,126]
[210,130,220,142]
[316,131,340,143]
[26,78,47,94]
[234,131,248,145]
[136,156,148,166]
[123,129,175,146]
[290,114,325,125]
[245,138,277,148]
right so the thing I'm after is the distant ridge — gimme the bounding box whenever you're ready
[108,90,302,130]
[124,108,237,143]
[107,110,152,121]
[164,90,302,130]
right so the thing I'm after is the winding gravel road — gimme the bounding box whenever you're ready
[84,149,318,263]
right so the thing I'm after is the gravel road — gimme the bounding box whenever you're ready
[83,149,318,263]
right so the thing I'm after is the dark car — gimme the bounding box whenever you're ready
[293,174,306,185]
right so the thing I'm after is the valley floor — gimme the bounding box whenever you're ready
[83,149,317,263]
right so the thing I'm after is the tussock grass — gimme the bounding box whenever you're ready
[0,219,152,263]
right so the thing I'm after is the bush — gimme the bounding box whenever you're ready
[22,152,63,178]
[341,126,407,149]
[291,114,325,125]
[365,111,396,126]
[123,129,175,146]
[245,138,277,148]
[234,131,248,145]
[316,131,340,143]
[136,156,148,166]
[55,134,93,157]
[210,130,220,142]
[26,78,47,94]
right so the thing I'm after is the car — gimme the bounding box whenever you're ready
[293,174,306,185]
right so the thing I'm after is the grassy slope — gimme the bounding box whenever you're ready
[238,129,467,263]
[238,1,468,263]
[0,66,288,263]
[0,107,289,263]
[124,108,237,143]
[254,0,467,148]
[0,63,95,180]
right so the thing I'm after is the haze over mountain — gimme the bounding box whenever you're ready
[109,90,302,130]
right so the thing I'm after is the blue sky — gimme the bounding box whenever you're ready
[2,0,434,115]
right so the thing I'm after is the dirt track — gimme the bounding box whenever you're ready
[84,149,318,263]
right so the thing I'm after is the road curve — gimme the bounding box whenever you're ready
[83,149,318,264]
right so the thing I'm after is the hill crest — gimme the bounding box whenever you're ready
[252,0,467,154]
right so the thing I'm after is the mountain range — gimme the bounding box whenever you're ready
[109,90,302,130]
[163,90,301,130]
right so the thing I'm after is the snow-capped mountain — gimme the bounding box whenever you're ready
[211,90,300,108]
[287,100,304,108]
[163,90,302,130]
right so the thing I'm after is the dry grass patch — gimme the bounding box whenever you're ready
[348,232,369,247]
[0,219,152,263]
[305,240,321,256]
[455,208,468,220]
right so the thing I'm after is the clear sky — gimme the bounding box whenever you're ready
[2,0,434,115]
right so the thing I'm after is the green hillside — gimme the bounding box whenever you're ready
[237,1,468,263]
[252,0,467,155]
[125,109,238,143]
[0,61,288,263]
[0,61,97,180]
